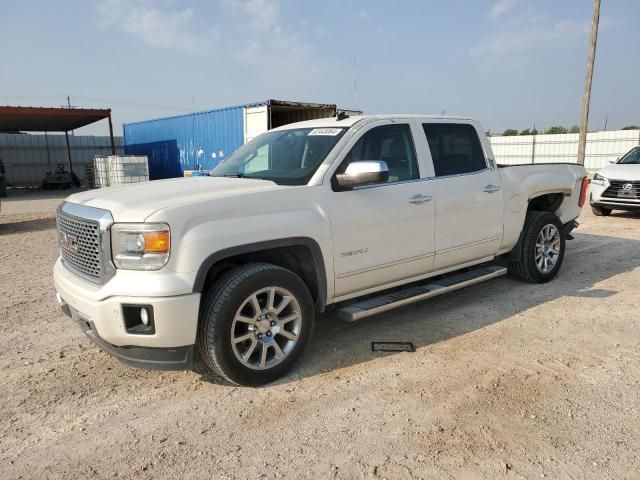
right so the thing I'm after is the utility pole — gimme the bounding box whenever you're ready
[352,51,358,110]
[67,95,75,136]
[577,0,601,166]
[531,124,537,164]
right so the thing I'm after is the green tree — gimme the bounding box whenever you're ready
[544,126,569,134]
[520,129,531,135]
[503,129,518,136]
[622,125,639,130]
[569,125,580,133]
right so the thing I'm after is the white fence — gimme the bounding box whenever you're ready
[489,129,640,171]
[0,133,124,187]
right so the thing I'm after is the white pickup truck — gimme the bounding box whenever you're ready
[54,115,588,385]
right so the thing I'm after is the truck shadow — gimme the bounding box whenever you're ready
[195,232,639,386]
[0,216,57,236]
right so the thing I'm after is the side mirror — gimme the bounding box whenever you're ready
[609,158,617,164]
[335,161,389,190]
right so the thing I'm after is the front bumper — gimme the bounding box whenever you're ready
[590,181,640,209]
[54,259,201,370]
[61,302,193,369]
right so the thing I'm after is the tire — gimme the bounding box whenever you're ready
[197,263,315,386]
[591,205,612,216]
[508,211,566,283]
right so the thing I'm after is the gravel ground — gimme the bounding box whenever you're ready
[1,191,639,479]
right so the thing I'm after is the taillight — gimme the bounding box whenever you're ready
[578,177,588,207]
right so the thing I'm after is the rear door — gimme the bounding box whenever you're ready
[421,122,504,270]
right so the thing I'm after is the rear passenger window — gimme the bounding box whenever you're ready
[422,124,487,177]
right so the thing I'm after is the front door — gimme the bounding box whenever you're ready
[325,122,436,298]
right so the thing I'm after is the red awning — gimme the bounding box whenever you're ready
[0,106,111,132]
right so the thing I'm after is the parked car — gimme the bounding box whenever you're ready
[590,147,640,215]
[53,115,588,386]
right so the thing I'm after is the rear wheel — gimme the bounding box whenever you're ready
[591,205,612,216]
[509,211,566,283]
[197,263,315,386]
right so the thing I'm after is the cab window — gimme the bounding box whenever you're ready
[422,123,487,177]
[339,124,419,183]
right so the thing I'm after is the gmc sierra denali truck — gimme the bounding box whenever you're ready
[54,115,588,386]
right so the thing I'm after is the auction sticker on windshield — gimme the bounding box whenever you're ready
[308,128,344,136]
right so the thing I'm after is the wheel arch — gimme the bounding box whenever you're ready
[527,191,567,214]
[192,237,327,312]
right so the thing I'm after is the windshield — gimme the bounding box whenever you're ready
[210,127,348,185]
[618,147,640,165]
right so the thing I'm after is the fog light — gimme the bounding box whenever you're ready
[122,305,155,334]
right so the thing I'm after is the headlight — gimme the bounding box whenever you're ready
[111,223,170,270]
[591,173,607,184]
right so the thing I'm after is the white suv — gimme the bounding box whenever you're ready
[590,147,640,216]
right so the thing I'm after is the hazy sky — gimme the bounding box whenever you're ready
[1,0,638,136]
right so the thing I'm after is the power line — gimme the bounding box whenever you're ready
[0,94,197,112]
[73,95,197,111]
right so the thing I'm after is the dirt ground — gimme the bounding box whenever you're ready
[1,189,639,480]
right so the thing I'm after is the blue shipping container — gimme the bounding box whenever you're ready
[123,100,338,180]
[123,104,246,179]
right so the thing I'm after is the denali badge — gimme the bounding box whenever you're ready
[623,183,633,191]
[340,248,368,257]
[59,231,79,253]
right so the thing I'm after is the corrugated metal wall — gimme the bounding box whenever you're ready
[270,107,336,127]
[123,105,245,178]
[0,133,124,187]
[123,100,340,178]
[489,129,640,171]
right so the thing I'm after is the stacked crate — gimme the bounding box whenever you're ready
[94,155,149,188]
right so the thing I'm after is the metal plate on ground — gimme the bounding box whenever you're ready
[371,342,415,352]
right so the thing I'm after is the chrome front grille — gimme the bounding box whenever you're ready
[57,212,101,278]
[602,180,640,200]
[56,202,115,284]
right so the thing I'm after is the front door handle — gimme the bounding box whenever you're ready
[483,184,501,193]
[409,194,432,204]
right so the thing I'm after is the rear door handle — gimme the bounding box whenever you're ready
[483,184,501,193]
[409,194,432,204]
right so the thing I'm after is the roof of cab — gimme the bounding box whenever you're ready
[271,114,476,131]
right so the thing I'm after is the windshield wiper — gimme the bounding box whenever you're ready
[221,173,245,178]
[217,173,276,183]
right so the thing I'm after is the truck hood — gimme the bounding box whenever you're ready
[65,177,285,221]
[598,163,640,181]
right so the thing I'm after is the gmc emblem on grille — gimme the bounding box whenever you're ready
[623,183,633,191]
[59,231,79,253]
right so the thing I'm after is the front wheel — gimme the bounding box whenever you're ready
[508,211,566,283]
[197,263,315,386]
[591,205,612,216]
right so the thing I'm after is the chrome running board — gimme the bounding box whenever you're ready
[337,265,507,322]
